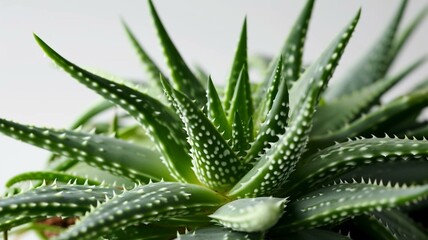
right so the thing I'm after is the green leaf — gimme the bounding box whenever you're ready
[246,69,289,164]
[0,184,119,231]
[274,229,351,240]
[122,20,170,90]
[55,182,227,240]
[207,77,231,140]
[6,171,101,188]
[228,67,253,133]
[162,79,245,192]
[231,112,251,158]
[69,101,115,130]
[277,182,428,231]
[104,223,178,240]
[325,0,407,100]
[256,0,315,103]
[228,10,360,198]
[253,56,285,131]
[310,87,428,149]
[312,57,426,135]
[339,161,428,186]
[285,137,428,196]
[388,6,428,70]
[279,0,315,84]
[224,18,248,113]
[209,197,287,232]
[353,210,428,240]
[176,226,264,240]
[148,0,206,105]
[0,118,172,183]
[34,35,197,183]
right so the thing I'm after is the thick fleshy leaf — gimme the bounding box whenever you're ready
[162,79,245,192]
[256,0,315,104]
[209,197,287,232]
[310,87,428,149]
[34,35,197,183]
[55,182,227,240]
[273,229,351,240]
[104,223,178,240]
[6,171,101,188]
[279,0,315,84]
[0,118,174,183]
[285,137,428,195]
[0,119,173,183]
[207,77,231,140]
[277,182,428,231]
[176,226,264,240]
[231,112,251,158]
[224,18,248,113]
[228,67,253,135]
[246,73,289,164]
[0,184,119,231]
[339,161,428,186]
[387,6,428,71]
[353,210,428,240]
[253,56,285,130]
[148,0,206,105]
[228,10,360,198]
[312,57,426,135]
[325,0,407,100]
[122,20,169,90]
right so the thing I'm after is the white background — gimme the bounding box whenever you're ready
[0,0,427,239]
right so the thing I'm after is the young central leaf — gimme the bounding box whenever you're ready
[228,10,360,198]
[224,18,248,113]
[162,80,245,192]
[246,58,289,164]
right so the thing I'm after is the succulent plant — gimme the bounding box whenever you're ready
[1,0,428,239]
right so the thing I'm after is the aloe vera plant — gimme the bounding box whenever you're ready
[1,0,428,239]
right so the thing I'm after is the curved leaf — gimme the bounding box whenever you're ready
[6,171,101,188]
[55,182,227,240]
[277,182,428,231]
[0,184,119,231]
[256,0,315,103]
[353,210,428,240]
[176,226,264,240]
[273,229,351,240]
[325,0,407,100]
[104,223,178,240]
[310,87,428,149]
[339,161,428,186]
[0,119,172,183]
[285,137,428,195]
[312,57,426,135]
[34,35,197,183]
[148,0,206,106]
[122,20,169,90]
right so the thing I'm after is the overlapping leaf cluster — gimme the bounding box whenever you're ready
[1,0,428,239]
